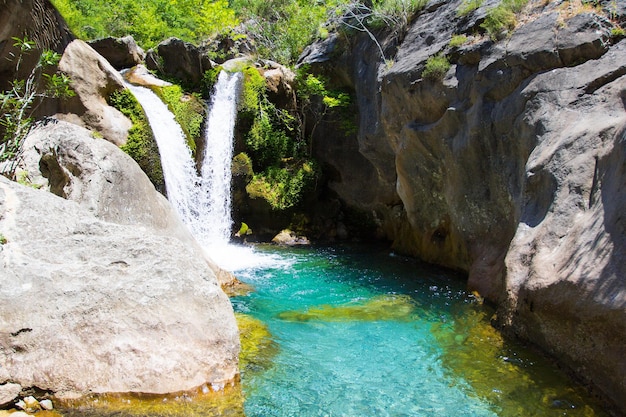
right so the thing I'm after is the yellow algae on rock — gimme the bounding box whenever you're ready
[431,304,608,417]
[277,294,417,322]
[237,313,279,376]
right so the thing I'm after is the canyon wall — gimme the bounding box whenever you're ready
[300,0,626,411]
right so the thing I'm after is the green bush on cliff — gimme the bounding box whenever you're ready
[152,85,204,154]
[237,65,320,210]
[422,53,451,80]
[481,0,529,40]
[107,89,164,190]
[246,161,319,210]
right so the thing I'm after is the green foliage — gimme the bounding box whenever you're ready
[232,152,254,178]
[246,161,319,210]
[231,0,345,63]
[1,37,75,178]
[449,34,469,48]
[369,0,427,27]
[0,233,6,245]
[240,67,267,115]
[153,85,204,154]
[50,0,241,48]
[108,89,164,189]
[611,26,625,39]
[296,69,353,139]
[481,0,529,40]
[201,67,223,97]
[422,54,451,80]
[457,0,483,16]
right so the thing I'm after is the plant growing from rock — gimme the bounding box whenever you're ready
[0,37,74,179]
[481,0,529,40]
[108,89,164,191]
[449,34,469,47]
[422,53,451,80]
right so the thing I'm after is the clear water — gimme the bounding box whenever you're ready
[231,244,608,417]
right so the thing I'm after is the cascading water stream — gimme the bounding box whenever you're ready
[198,71,242,246]
[125,71,242,250]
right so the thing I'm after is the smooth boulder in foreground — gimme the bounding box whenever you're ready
[0,175,239,397]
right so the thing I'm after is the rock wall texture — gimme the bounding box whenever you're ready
[300,0,626,412]
[0,0,73,90]
[0,122,240,397]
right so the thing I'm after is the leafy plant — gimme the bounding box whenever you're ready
[296,69,353,147]
[422,54,451,80]
[246,161,319,210]
[1,37,75,178]
[0,233,6,245]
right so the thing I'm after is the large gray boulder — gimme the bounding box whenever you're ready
[146,37,212,85]
[0,174,239,397]
[55,39,132,146]
[300,0,626,411]
[17,120,238,288]
[88,36,145,70]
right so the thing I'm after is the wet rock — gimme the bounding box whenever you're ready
[124,64,172,87]
[0,383,21,408]
[272,229,310,246]
[88,36,145,70]
[39,399,53,410]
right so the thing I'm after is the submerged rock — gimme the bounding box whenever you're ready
[278,294,417,322]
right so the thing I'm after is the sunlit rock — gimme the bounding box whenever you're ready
[0,175,239,397]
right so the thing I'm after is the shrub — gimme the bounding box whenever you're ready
[422,54,451,80]
[246,160,319,210]
[480,0,529,40]
[457,0,483,16]
[449,34,468,48]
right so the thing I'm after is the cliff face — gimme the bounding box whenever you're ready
[301,0,626,411]
[0,0,73,90]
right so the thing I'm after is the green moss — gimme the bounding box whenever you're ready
[232,152,254,179]
[240,66,266,115]
[108,89,164,191]
[457,0,483,16]
[277,294,417,322]
[237,313,278,376]
[201,66,223,98]
[0,233,7,245]
[611,26,625,39]
[431,304,608,416]
[153,84,205,155]
[422,54,451,80]
[449,34,468,48]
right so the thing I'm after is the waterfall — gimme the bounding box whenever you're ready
[125,71,242,247]
[198,71,242,245]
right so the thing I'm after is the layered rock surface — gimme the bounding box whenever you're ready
[300,0,626,411]
[0,122,240,397]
